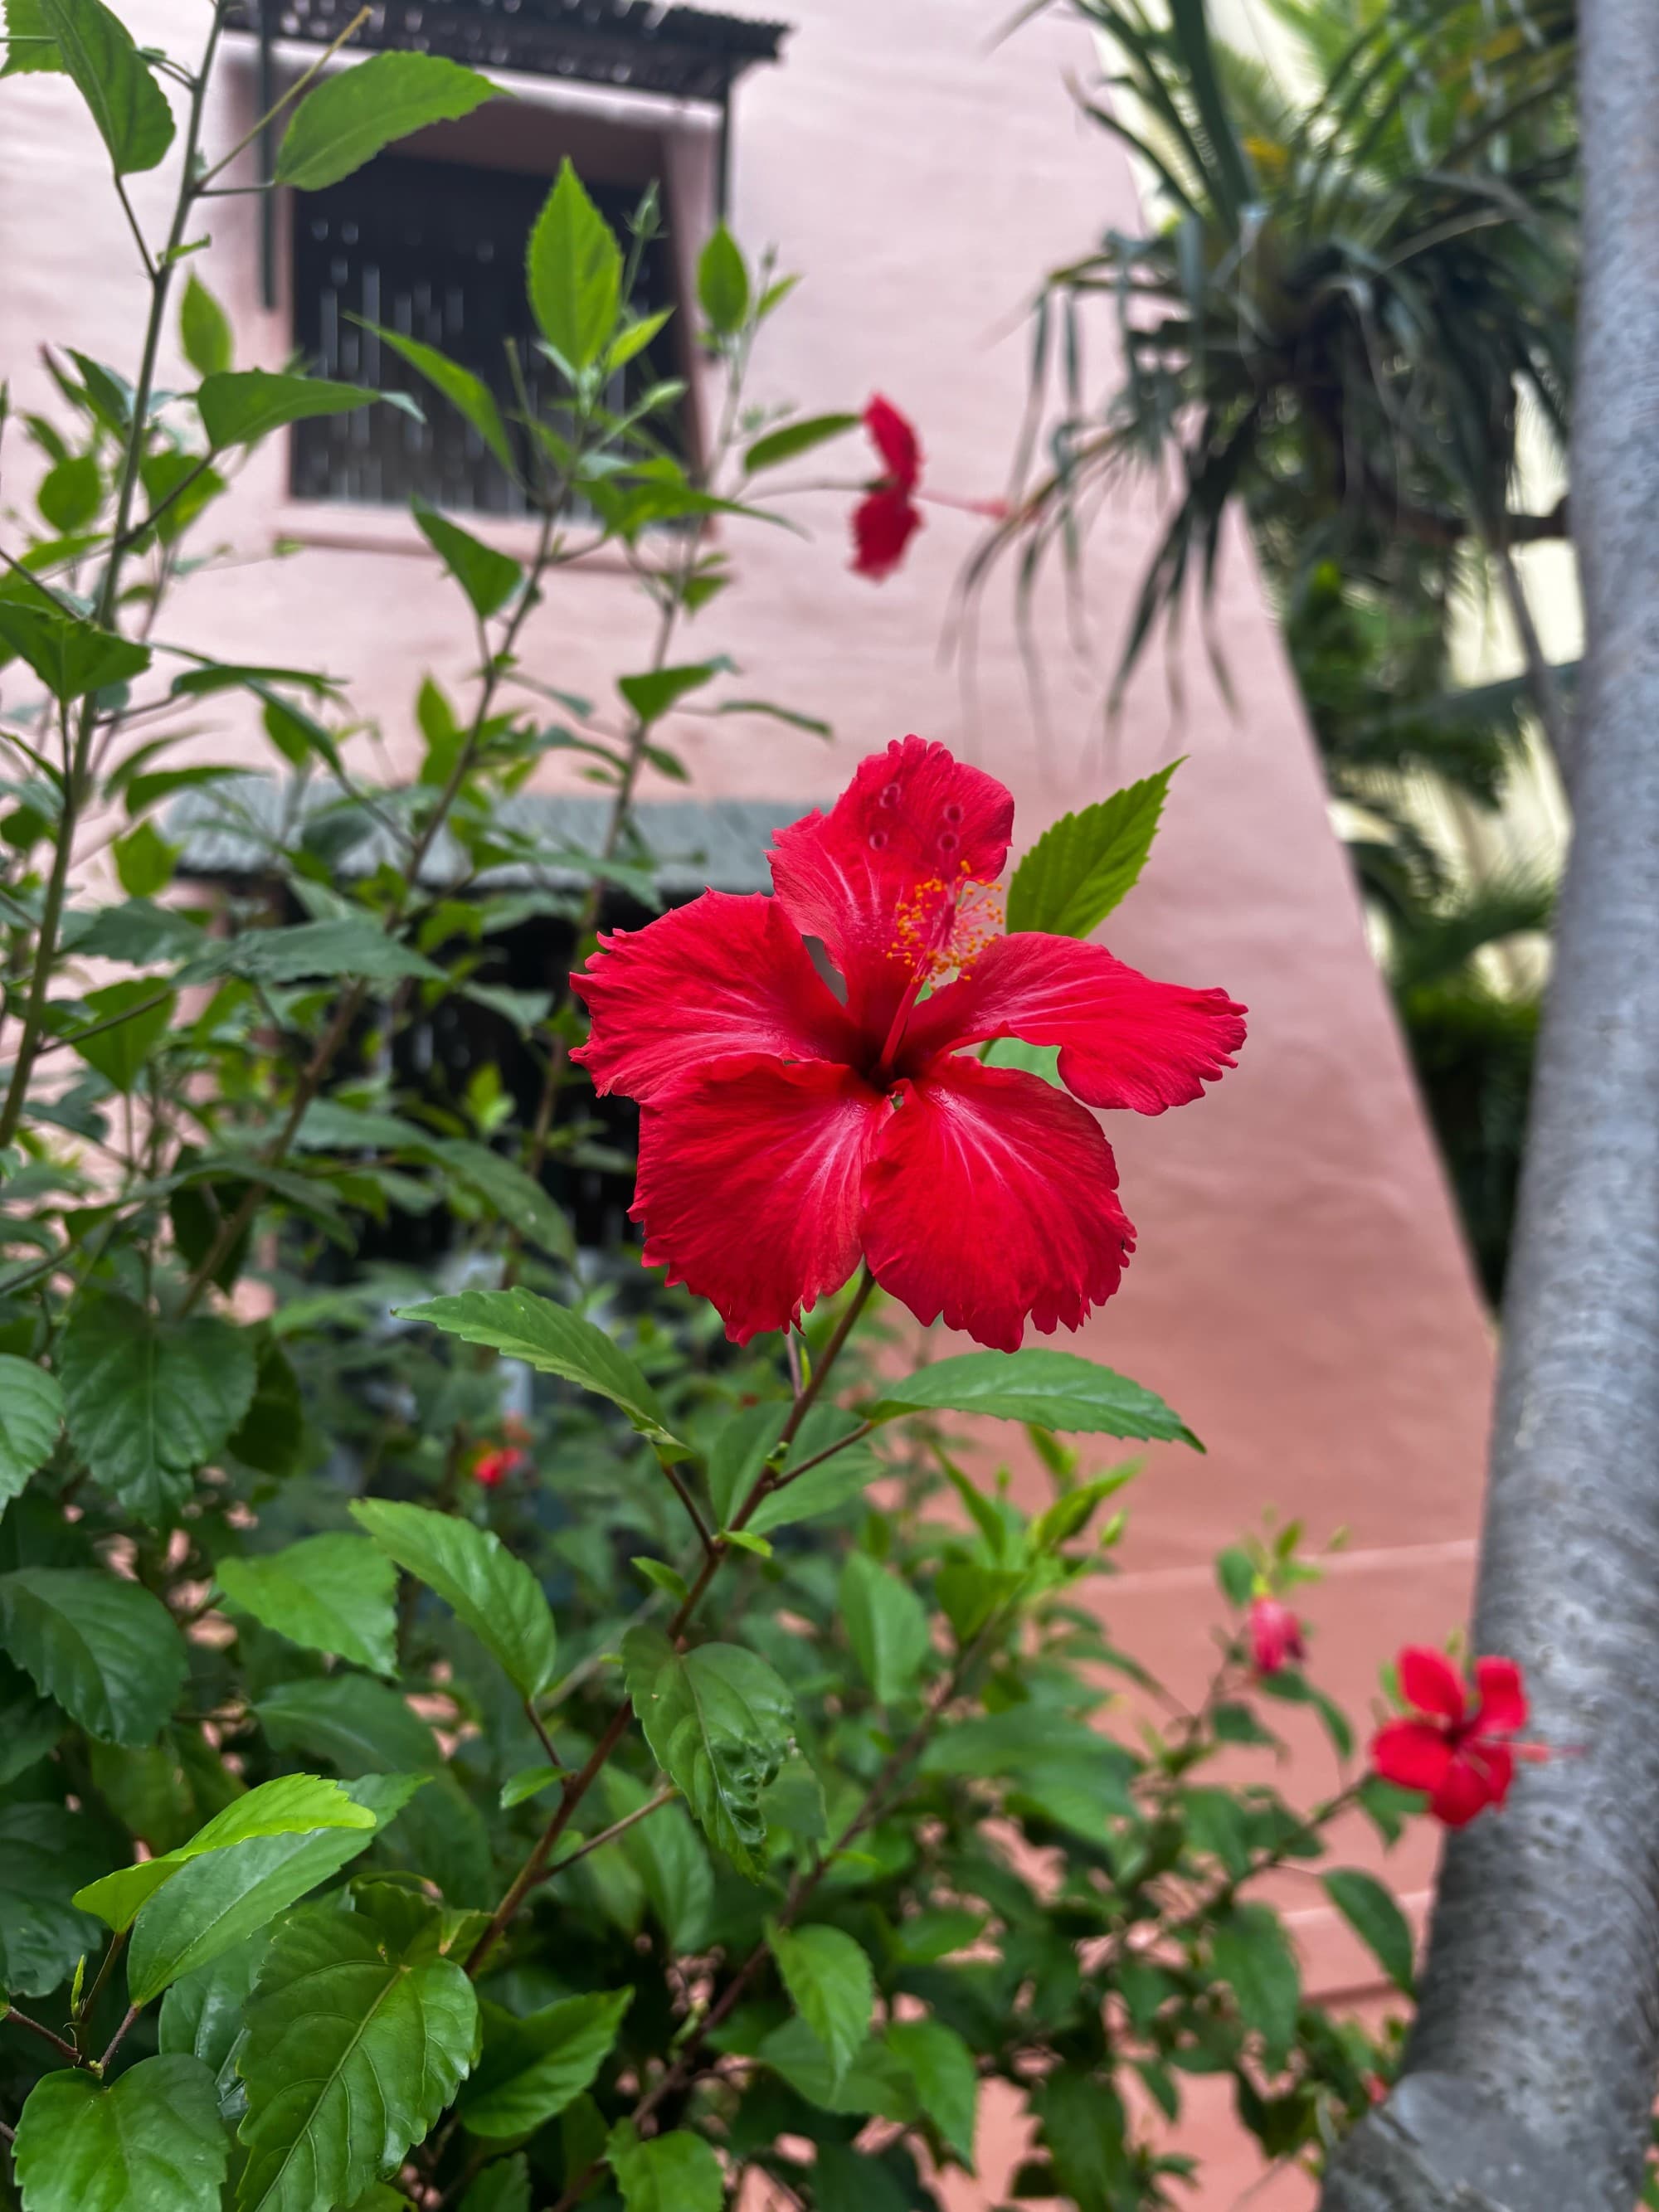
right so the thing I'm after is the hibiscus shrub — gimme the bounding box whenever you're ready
[0,17,1535,2212]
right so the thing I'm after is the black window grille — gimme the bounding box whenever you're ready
[290,153,679,513]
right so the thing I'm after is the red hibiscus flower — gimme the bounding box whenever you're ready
[571,736,1245,1350]
[849,397,1005,581]
[471,1444,528,1487]
[1371,1646,1532,1828]
[1248,1595,1306,1677]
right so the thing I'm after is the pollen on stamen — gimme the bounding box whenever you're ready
[889,871,1004,980]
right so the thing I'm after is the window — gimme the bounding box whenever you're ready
[290,153,680,513]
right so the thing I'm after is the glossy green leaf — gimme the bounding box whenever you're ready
[839,1551,929,1704]
[254,1675,441,1776]
[0,1565,185,1743]
[60,1296,257,1519]
[746,1408,882,1537]
[217,1535,398,1676]
[1005,761,1180,938]
[0,1801,109,1995]
[758,2015,916,2121]
[0,1653,64,1782]
[197,369,377,451]
[351,1497,558,1699]
[66,977,174,1089]
[767,1919,873,2085]
[275,51,499,189]
[460,2157,528,2212]
[34,0,173,173]
[235,1900,479,2212]
[622,1626,792,1877]
[1209,1901,1300,2069]
[0,1357,63,1505]
[127,1773,424,2005]
[1322,1868,1414,1995]
[179,270,232,377]
[461,1988,632,2139]
[743,411,861,474]
[179,914,440,986]
[74,1773,375,1931]
[527,158,621,373]
[226,1342,306,1476]
[417,1138,574,1262]
[0,600,149,702]
[697,221,748,335]
[884,2016,977,2163]
[13,2055,227,2212]
[606,2121,722,2212]
[413,500,523,620]
[158,1928,271,2099]
[868,1348,1199,1445]
[1,0,64,74]
[398,1289,676,1444]
[706,1401,788,1529]
[600,1767,712,1953]
[358,323,514,475]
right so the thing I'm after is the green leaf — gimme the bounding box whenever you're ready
[158,1927,270,2098]
[412,501,523,620]
[743,411,861,474]
[527,158,621,373]
[37,450,101,531]
[606,2122,722,2212]
[460,2157,528,2212]
[65,977,175,1089]
[275,51,499,189]
[697,221,749,336]
[884,2017,977,2163]
[1322,1869,1414,1996]
[13,2055,227,2212]
[73,1772,376,1931]
[979,1036,1064,1088]
[1214,1545,1254,1607]
[0,600,150,702]
[0,1653,64,1782]
[418,1138,574,1263]
[255,1675,441,1776]
[350,1498,558,1700]
[179,270,232,377]
[600,1767,712,1953]
[358,323,514,476]
[179,914,441,986]
[706,1401,788,1529]
[616,659,727,727]
[217,1536,399,1676]
[868,1348,1199,1445]
[34,0,173,173]
[499,1763,559,1810]
[461,1988,632,2140]
[112,819,178,897]
[236,1899,479,2212]
[621,1626,792,1877]
[397,1289,677,1445]
[1209,1902,1300,2069]
[0,1357,63,1504]
[1,0,64,74]
[226,1342,306,1476]
[1005,762,1180,938]
[0,1566,185,1743]
[60,1296,257,1520]
[127,1773,424,2005]
[607,307,673,371]
[0,1801,110,1995]
[197,369,377,451]
[758,2016,915,2122]
[839,1551,929,1704]
[766,1920,873,2086]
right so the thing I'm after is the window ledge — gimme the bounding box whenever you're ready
[273,499,649,573]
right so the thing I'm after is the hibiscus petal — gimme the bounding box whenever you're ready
[571,891,862,1105]
[851,486,923,580]
[1370,1718,1454,1796]
[770,737,1014,1038]
[864,394,922,491]
[1432,1747,1510,1827]
[898,932,1246,1113]
[859,1057,1135,1354]
[1472,1655,1528,1737]
[1399,1646,1469,1724]
[632,1056,888,1344]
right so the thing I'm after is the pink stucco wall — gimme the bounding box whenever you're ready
[1,0,1495,2198]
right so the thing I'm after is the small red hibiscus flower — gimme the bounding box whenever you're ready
[1248,1595,1306,1677]
[1371,1646,1535,1828]
[850,397,1005,581]
[471,1443,528,1488]
[571,736,1245,1351]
